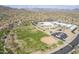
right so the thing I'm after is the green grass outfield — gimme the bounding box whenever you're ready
[13,25,51,53]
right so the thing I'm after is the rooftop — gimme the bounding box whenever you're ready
[37,21,78,31]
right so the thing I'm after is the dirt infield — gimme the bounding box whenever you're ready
[41,36,57,45]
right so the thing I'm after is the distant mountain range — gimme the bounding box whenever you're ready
[0,5,79,12]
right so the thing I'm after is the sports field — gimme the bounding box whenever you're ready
[13,25,51,53]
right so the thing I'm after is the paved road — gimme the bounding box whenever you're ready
[52,34,79,54]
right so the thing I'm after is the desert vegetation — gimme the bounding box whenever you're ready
[0,6,79,54]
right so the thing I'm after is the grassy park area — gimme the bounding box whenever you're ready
[12,25,51,53]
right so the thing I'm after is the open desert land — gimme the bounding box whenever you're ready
[0,5,79,54]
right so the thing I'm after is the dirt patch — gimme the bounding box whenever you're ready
[41,36,57,45]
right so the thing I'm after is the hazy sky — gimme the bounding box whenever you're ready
[5,5,79,9]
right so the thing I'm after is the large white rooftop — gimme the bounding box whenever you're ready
[37,21,78,31]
